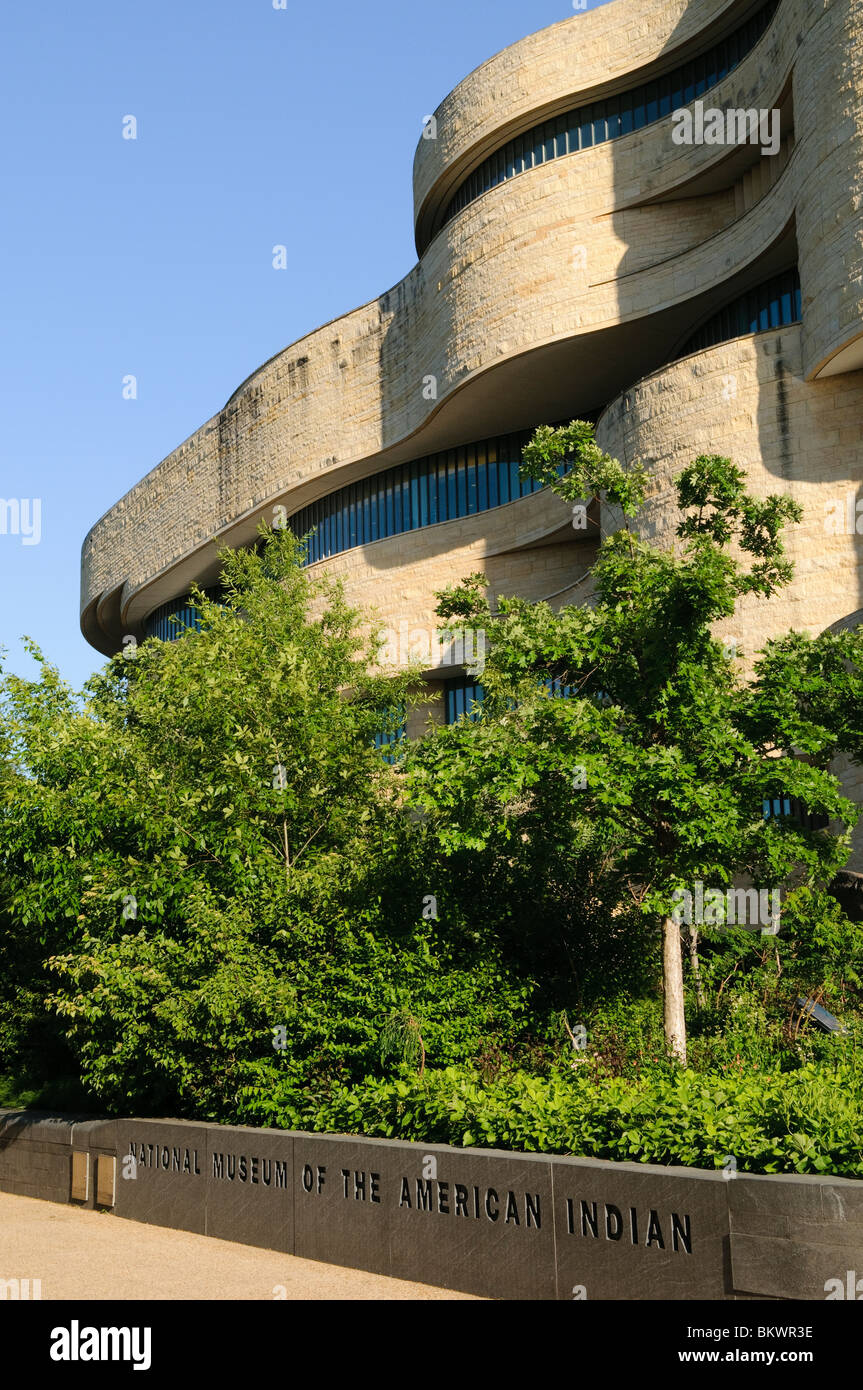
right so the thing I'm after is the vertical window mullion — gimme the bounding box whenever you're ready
[477,440,488,512]
[716,40,728,82]
[658,74,672,119]
[411,460,421,529]
[393,466,403,534]
[694,53,707,97]
[580,105,594,148]
[671,66,684,110]
[487,439,499,508]
[555,114,567,157]
[466,443,478,514]
[606,94,621,138]
[402,465,412,530]
[498,442,510,504]
[456,447,468,517]
[568,109,582,153]
[645,81,658,125]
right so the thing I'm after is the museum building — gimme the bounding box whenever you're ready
[80,0,863,824]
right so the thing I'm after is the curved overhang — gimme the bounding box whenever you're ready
[82,0,863,656]
[412,0,774,252]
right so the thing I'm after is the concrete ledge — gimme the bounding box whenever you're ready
[1,1109,862,1300]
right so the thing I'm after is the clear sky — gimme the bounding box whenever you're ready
[0,0,614,692]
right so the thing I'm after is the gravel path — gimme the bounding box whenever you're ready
[0,1192,479,1300]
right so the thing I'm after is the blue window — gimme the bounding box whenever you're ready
[456,453,468,516]
[675,269,802,360]
[142,587,225,643]
[374,706,407,762]
[447,453,458,518]
[466,444,478,515]
[694,53,708,98]
[287,427,565,566]
[476,441,488,512]
[763,796,829,832]
[436,457,447,520]
[445,679,485,724]
[632,87,646,130]
[541,675,577,700]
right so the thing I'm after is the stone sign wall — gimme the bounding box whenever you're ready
[1,1109,861,1300]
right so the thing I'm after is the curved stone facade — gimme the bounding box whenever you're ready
[413,0,765,245]
[82,0,863,700]
[597,325,863,653]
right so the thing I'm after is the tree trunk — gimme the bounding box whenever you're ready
[663,916,687,1065]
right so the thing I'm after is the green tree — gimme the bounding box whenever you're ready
[406,426,863,1064]
[0,526,526,1113]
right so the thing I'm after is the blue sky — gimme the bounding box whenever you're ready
[0,0,613,691]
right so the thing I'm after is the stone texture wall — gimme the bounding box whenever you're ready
[597,326,863,649]
[796,0,863,376]
[82,0,863,675]
[412,0,747,242]
[305,487,593,650]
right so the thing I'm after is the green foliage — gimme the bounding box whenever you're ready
[675,454,802,596]
[379,1008,426,1074]
[0,527,538,1115]
[520,420,648,519]
[409,436,863,1065]
[2,428,863,1181]
[239,1058,863,1178]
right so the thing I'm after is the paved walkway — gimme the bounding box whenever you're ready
[0,1192,478,1300]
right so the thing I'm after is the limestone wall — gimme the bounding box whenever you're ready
[81,0,863,660]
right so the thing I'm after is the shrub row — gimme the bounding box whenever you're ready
[239,1062,863,1177]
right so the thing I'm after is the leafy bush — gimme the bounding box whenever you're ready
[3,443,863,1178]
[238,1059,863,1177]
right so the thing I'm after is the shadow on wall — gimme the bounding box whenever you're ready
[356,0,863,637]
[597,0,863,635]
[755,334,863,633]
